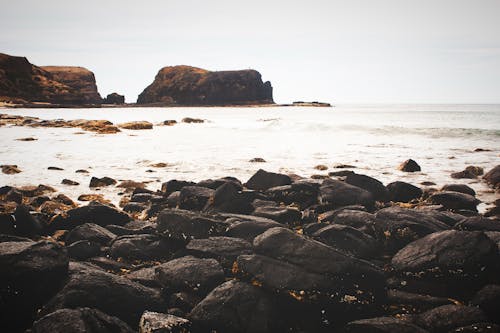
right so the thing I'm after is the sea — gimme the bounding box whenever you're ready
[1,104,499,211]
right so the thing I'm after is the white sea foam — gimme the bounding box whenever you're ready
[1,104,499,211]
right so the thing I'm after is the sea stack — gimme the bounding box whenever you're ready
[0,52,102,105]
[137,65,273,105]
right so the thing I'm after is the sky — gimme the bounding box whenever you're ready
[1,0,500,104]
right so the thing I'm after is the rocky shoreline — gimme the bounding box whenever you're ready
[1,164,499,332]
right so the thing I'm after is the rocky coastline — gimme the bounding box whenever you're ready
[1,52,331,108]
[1,161,499,332]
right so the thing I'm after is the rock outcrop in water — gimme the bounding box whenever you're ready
[0,53,102,105]
[137,65,273,105]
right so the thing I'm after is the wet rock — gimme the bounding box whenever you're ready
[5,188,23,204]
[398,159,421,172]
[203,182,254,214]
[40,263,166,327]
[77,194,112,204]
[373,206,450,253]
[391,230,499,298]
[126,267,161,288]
[387,181,423,203]
[252,205,301,225]
[89,176,117,187]
[186,236,253,268]
[161,180,197,195]
[155,256,225,295]
[454,216,500,232]
[178,186,214,210]
[484,165,500,189]
[442,184,476,196]
[266,180,319,209]
[253,227,386,318]
[67,240,101,260]
[110,234,175,260]
[66,223,121,246]
[329,170,356,177]
[319,208,376,235]
[117,180,146,190]
[48,202,131,232]
[197,177,242,190]
[39,200,73,215]
[343,316,429,333]
[88,256,131,273]
[76,169,89,173]
[123,202,149,213]
[48,166,64,171]
[32,307,135,333]
[429,191,480,212]
[12,204,43,237]
[471,285,500,324]
[245,169,292,191]
[345,173,390,202]
[451,166,484,179]
[224,214,283,241]
[319,179,375,209]
[387,289,454,313]
[139,311,191,333]
[181,117,204,123]
[0,240,69,332]
[1,164,21,174]
[118,121,153,130]
[157,209,228,241]
[169,292,202,313]
[312,224,380,259]
[413,305,488,333]
[249,157,266,163]
[161,120,177,126]
[189,280,276,333]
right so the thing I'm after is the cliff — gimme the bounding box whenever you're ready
[0,53,101,105]
[137,65,273,105]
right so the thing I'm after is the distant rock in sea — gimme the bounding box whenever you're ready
[0,52,102,105]
[103,92,125,105]
[137,65,273,105]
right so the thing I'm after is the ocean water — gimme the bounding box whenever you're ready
[1,104,499,210]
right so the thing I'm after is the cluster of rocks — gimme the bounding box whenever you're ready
[0,113,207,135]
[1,165,499,332]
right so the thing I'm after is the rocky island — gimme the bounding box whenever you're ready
[0,53,102,106]
[137,65,274,106]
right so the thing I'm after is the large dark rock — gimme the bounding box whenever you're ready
[48,202,131,232]
[413,305,488,333]
[387,181,423,203]
[137,65,273,105]
[109,234,176,260]
[156,209,228,241]
[319,179,375,209]
[32,307,134,333]
[374,207,450,252]
[186,236,253,268]
[67,240,101,260]
[178,186,214,210]
[312,224,380,259]
[484,165,500,189]
[387,289,454,313]
[12,204,43,237]
[40,263,166,327]
[252,227,386,321]
[252,205,302,225]
[454,216,500,232]
[189,280,277,333]
[265,180,319,209]
[89,176,117,187]
[203,182,254,214]
[223,214,283,241]
[398,159,421,172]
[161,180,196,195]
[391,230,499,298]
[343,316,429,333]
[318,208,376,235]
[245,169,292,191]
[472,285,500,324]
[139,311,191,333]
[429,191,480,212]
[0,52,102,105]
[65,222,116,245]
[155,256,225,295]
[442,184,476,196]
[345,173,390,202]
[0,240,69,332]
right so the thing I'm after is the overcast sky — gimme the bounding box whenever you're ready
[1,0,499,103]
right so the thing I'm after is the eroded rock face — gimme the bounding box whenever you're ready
[137,65,273,105]
[0,53,102,104]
